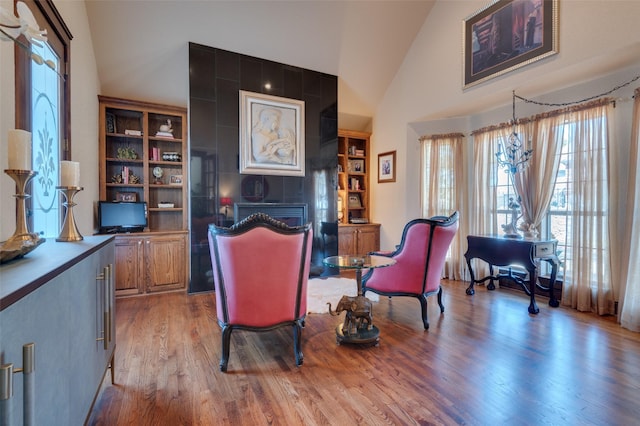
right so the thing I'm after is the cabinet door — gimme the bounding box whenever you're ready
[145,234,186,293]
[338,226,357,255]
[0,241,115,425]
[114,237,144,296]
[357,226,380,254]
[68,244,116,423]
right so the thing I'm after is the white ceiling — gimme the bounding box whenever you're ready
[85,0,436,127]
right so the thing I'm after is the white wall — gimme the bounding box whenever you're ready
[1,0,100,241]
[371,0,640,249]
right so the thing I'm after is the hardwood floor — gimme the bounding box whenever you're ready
[87,280,640,425]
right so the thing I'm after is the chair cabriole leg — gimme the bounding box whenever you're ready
[420,295,429,329]
[220,325,232,372]
[293,321,304,366]
[437,286,445,313]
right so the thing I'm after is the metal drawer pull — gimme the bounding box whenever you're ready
[0,343,35,425]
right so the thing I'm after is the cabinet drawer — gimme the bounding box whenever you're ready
[534,242,555,258]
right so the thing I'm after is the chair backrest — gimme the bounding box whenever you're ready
[208,213,313,327]
[365,212,459,295]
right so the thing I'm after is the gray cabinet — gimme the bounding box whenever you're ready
[0,236,115,425]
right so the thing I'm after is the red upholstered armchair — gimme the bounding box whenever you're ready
[362,212,459,329]
[208,213,313,372]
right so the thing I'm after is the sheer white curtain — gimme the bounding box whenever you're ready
[512,117,563,233]
[471,126,504,236]
[620,88,640,331]
[419,133,466,279]
[470,127,504,279]
[560,101,615,315]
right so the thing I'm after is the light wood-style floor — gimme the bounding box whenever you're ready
[87,280,640,425]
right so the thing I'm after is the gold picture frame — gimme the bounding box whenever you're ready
[378,151,396,183]
[463,0,558,88]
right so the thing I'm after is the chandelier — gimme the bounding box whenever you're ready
[496,91,533,239]
[496,91,533,175]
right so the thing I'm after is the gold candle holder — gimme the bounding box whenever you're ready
[56,186,84,242]
[1,170,45,263]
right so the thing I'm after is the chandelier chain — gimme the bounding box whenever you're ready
[514,75,640,107]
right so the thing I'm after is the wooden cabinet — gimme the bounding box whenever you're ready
[99,96,189,296]
[0,237,115,425]
[114,231,187,297]
[337,129,371,224]
[338,223,381,256]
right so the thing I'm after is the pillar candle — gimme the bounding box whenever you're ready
[60,161,80,187]
[8,129,32,170]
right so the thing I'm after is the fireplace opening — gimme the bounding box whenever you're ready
[233,203,308,227]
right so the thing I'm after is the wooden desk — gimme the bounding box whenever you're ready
[464,235,560,314]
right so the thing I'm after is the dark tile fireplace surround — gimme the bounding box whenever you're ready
[189,43,339,293]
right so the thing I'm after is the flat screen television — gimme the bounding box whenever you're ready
[98,201,147,233]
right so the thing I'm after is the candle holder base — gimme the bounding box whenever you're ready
[56,186,84,242]
[1,169,45,263]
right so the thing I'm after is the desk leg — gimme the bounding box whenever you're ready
[547,258,560,308]
[487,264,496,290]
[528,268,540,314]
[465,257,476,295]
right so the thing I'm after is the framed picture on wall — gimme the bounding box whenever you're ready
[378,151,396,183]
[239,90,306,177]
[463,0,558,88]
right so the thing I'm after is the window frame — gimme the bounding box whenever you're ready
[14,0,72,232]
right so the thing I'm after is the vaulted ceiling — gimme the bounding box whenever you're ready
[85,0,436,127]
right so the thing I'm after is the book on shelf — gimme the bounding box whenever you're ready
[122,166,129,184]
[124,129,142,136]
[149,147,160,161]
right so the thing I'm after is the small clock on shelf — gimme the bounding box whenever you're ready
[153,166,164,184]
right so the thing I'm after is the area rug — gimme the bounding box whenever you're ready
[306,276,379,314]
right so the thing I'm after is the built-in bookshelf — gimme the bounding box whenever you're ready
[337,129,371,224]
[98,96,189,296]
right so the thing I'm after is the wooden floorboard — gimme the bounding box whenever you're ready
[87,280,640,425]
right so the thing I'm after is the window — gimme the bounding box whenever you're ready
[15,0,72,238]
[480,102,611,297]
[542,114,609,283]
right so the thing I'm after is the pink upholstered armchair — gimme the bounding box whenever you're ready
[362,212,459,329]
[208,213,313,372]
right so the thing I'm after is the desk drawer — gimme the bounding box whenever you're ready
[534,242,555,258]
